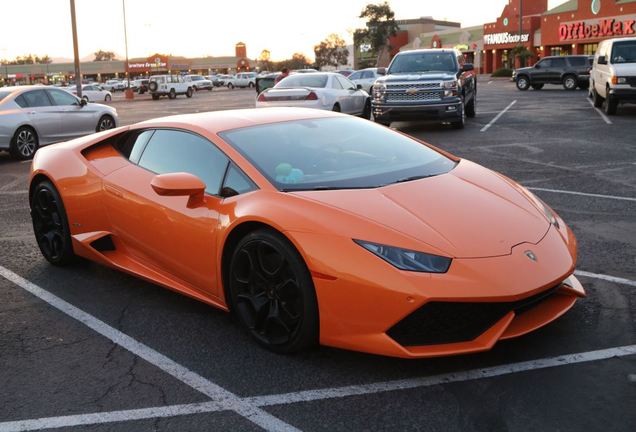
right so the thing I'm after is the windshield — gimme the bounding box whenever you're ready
[276,75,328,88]
[611,41,636,64]
[220,117,456,191]
[191,76,203,81]
[389,52,457,74]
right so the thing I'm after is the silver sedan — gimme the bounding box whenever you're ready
[0,86,118,160]
[256,72,371,118]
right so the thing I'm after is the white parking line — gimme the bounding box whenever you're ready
[587,98,613,124]
[528,187,636,203]
[480,100,517,132]
[0,265,299,432]
[3,343,635,431]
[575,270,636,288]
[0,190,28,195]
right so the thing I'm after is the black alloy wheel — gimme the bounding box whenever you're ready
[30,181,75,265]
[10,127,39,160]
[229,229,318,353]
[97,115,115,132]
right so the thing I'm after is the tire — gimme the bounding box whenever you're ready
[332,103,341,112]
[208,87,213,91]
[151,93,160,100]
[30,180,75,266]
[516,76,530,91]
[148,81,158,92]
[168,88,176,99]
[9,126,39,160]
[451,105,465,129]
[361,99,371,120]
[82,96,89,103]
[96,115,116,132]
[228,229,318,353]
[593,87,603,108]
[249,82,255,88]
[563,75,577,91]
[186,87,193,98]
[465,94,476,118]
[603,93,618,115]
[228,83,234,89]
[104,94,112,102]
[531,84,544,90]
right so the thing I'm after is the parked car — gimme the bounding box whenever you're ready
[185,75,213,91]
[292,69,318,74]
[0,86,118,160]
[148,75,194,100]
[227,72,257,89]
[256,72,370,118]
[590,37,636,115]
[131,79,150,94]
[67,84,112,102]
[514,55,593,91]
[255,72,281,94]
[335,70,355,77]
[101,79,125,92]
[348,68,381,93]
[215,74,233,87]
[372,49,476,129]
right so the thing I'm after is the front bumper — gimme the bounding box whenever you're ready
[291,224,583,358]
[610,87,636,102]
[372,99,462,123]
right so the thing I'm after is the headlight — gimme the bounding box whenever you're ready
[354,240,452,273]
[611,76,627,85]
[372,83,387,100]
[442,80,458,97]
[520,187,560,229]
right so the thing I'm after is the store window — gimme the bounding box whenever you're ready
[583,43,598,56]
[502,50,509,69]
[550,47,563,56]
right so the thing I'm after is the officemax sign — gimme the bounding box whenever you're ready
[559,14,636,41]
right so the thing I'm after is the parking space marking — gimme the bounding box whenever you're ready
[3,343,635,432]
[246,344,636,407]
[587,98,613,124]
[575,270,636,288]
[528,187,636,202]
[480,100,517,132]
[0,265,300,432]
[0,190,28,195]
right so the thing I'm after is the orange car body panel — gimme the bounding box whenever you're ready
[29,108,585,358]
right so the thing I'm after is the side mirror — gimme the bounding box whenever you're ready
[462,63,474,72]
[597,55,607,65]
[356,84,363,90]
[151,172,206,207]
[377,67,386,75]
[80,98,87,107]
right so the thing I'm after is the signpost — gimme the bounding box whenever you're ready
[69,0,82,97]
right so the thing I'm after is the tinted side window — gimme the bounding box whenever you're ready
[568,57,586,66]
[551,58,566,68]
[222,164,257,196]
[48,89,79,106]
[22,90,52,107]
[15,94,28,108]
[539,59,552,68]
[117,130,154,161]
[138,130,229,195]
[349,71,362,80]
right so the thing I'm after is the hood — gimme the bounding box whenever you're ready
[611,63,636,75]
[292,160,549,259]
[515,66,534,74]
[377,72,457,83]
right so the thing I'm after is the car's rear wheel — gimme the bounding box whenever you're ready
[563,75,577,91]
[249,82,255,88]
[186,87,193,98]
[228,83,234,89]
[30,180,75,266]
[10,126,39,160]
[332,103,341,112]
[516,76,530,91]
[228,229,318,353]
[168,89,177,99]
[96,115,115,132]
[531,84,544,90]
[104,94,112,102]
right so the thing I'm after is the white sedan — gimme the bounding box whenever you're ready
[67,84,112,102]
[256,72,370,118]
[348,68,381,94]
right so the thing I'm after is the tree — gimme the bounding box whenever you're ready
[314,34,349,69]
[276,53,312,71]
[510,45,534,68]
[5,54,50,65]
[356,2,399,66]
[93,50,117,61]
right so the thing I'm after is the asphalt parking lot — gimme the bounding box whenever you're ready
[0,79,635,432]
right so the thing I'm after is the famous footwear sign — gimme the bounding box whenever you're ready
[559,14,636,41]
[484,32,530,45]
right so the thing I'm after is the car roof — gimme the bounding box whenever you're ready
[135,107,341,135]
[398,48,458,54]
[0,85,48,95]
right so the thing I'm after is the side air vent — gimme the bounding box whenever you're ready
[90,235,116,252]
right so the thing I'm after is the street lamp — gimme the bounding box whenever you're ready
[122,0,134,99]
[69,0,82,97]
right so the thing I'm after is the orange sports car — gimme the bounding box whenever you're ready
[29,108,585,358]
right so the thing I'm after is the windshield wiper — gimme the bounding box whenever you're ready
[393,174,437,184]
[281,185,371,192]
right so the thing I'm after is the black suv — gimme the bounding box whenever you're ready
[371,49,476,129]
[514,55,593,91]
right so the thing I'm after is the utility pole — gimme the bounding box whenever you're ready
[519,0,524,39]
[123,0,133,99]
[69,0,82,97]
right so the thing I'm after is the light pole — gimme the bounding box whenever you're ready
[123,0,133,99]
[69,0,82,97]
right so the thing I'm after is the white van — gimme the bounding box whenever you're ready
[590,37,636,115]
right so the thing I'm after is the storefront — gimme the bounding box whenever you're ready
[482,0,636,74]
[402,26,484,71]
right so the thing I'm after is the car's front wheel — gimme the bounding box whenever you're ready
[30,180,75,266]
[562,75,578,91]
[96,115,116,132]
[228,229,319,353]
[593,87,604,108]
[104,94,112,102]
[228,83,234,89]
[603,92,618,115]
[361,99,371,120]
[186,87,193,98]
[465,94,476,118]
[10,126,39,160]
[451,105,465,129]
[168,89,177,99]
[516,76,530,91]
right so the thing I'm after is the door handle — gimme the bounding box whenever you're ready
[28,111,36,115]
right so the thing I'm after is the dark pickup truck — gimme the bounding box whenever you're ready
[371,49,477,129]
[513,55,593,91]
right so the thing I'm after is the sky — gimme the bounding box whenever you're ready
[0,0,567,62]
